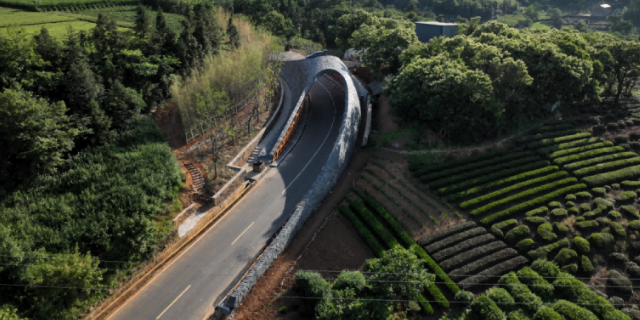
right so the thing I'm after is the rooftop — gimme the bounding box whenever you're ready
[415,21,458,26]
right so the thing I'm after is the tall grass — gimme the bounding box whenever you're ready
[171,9,282,134]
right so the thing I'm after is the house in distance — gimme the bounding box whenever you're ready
[414,22,459,43]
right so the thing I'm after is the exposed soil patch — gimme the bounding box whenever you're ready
[378,94,398,132]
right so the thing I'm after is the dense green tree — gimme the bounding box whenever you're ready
[227,16,241,49]
[607,41,640,102]
[260,10,295,39]
[350,18,418,72]
[154,8,177,55]
[0,88,78,194]
[194,4,223,56]
[33,27,62,70]
[134,5,153,38]
[333,9,378,50]
[0,29,50,92]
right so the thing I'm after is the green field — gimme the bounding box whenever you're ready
[78,5,184,33]
[0,10,76,26]
[0,0,137,9]
[497,14,529,27]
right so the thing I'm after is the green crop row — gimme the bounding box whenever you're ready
[401,172,458,217]
[417,221,476,247]
[470,177,577,216]
[499,271,543,314]
[548,141,614,159]
[448,166,559,202]
[458,256,529,290]
[573,157,640,178]
[429,156,541,189]
[553,274,630,320]
[491,219,518,237]
[438,161,551,196]
[527,237,570,260]
[439,241,506,271]
[449,248,519,281]
[581,164,640,187]
[563,152,636,171]
[348,198,399,249]
[516,267,554,299]
[360,194,458,299]
[461,171,568,209]
[420,152,530,183]
[480,184,587,226]
[552,300,599,320]
[409,149,508,175]
[338,205,385,257]
[554,146,626,166]
[526,133,591,149]
[518,128,579,145]
[537,137,605,155]
[425,227,487,254]
[532,123,575,134]
[432,233,496,261]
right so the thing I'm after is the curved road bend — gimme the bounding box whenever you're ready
[109,75,346,320]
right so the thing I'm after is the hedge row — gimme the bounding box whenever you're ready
[526,133,592,149]
[448,166,559,203]
[499,272,543,314]
[358,195,454,303]
[526,207,549,217]
[348,200,399,248]
[449,248,519,281]
[563,152,636,171]
[480,184,587,226]
[548,141,615,160]
[409,149,508,175]
[417,221,476,247]
[528,238,570,260]
[430,156,542,190]
[460,171,569,209]
[411,244,460,296]
[491,219,518,238]
[439,161,551,196]
[582,164,640,187]
[554,146,626,166]
[420,152,530,183]
[519,128,580,144]
[338,205,385,257]
[516,267,554,299]
[573,157,640,178]
[538,137,605,155]
[458,256,529,290]
[553,275,631,320]
[533,124,575,134]
[425,227,487,254]
[552,300,599,320]
[538,223,558,242]
[622,180,640,189]
[505,225,531,244]
[439,241,507,271]
[432,234,496,261]
[471,177,578,216]
[611,221,626,237]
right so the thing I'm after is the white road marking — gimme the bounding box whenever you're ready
[156,285,191,319]
[231,222,255,245]
[282,78,338,195]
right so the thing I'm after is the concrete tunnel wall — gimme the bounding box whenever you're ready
[214,55,362,317]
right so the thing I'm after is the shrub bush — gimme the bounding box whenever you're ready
[611,221,626,237]
[528,238,570,260]
[420,152,530,183]
[628,220,640,231]
[610,253,629,265]
[554,248,578,265]
[608,122,620,131]
[593,125,607,135]
[447,166,559,202]
[432,233,496,261]
[631,132,640,141]
[582,164,640,187]
[576,191,592,201]
[580,203,592,213]
[553,299,599,320]
[595,197,616,210]
[449,248,518,280]
[626,119,635,127]
[471,178,578,216]
[526,207,549,217]
[459,256,529,290]
[526,216,547,225]
[622,308,640,320]
[430,156,541,190]
[440,241,507,271]
[533,306,564,320]
[498,272,543,314]
[573,236,590,254]
[590,232,615,248]
[425,227,487,254]
[568,207,580,215]
[548,201,562,208]
[628,262,640,278]
[526,133,592,149]
[561,263,578,273]
[554,222,569,234]
[582,255,595,274]
[574,157,640,178]
[613,183,621,190]
[417,221,476,246]
[592,187,607,197]
[566,193,577,201]
[454,291,475,305]
[616,135,630,144]
[517,267,555,299]
[596,217,612,225]
[576,216,585,222]
[576,220,600,230]
[538,223,558,242]
[551,208,568,219]
[486,287,515,312]
[615,191,637,204]
[538,137,606,155]
[410,149,508,174]
[566,201,575,207]
[621,205,640,219]
[438,161,551,196]
[609,210,623,220]
[548,142,615,159]
[338,206,385,257]
[505,225,531,243]
[466,296,504,320]
[516,238,535,253]
[622,180,640,189]
[609,297,625,310]
[481,184,587,226]
[554,146,626,166]
[619,121,628,129]
[583,205,607,220]
[531,259,561,277]
[491,219,518,238]
[461,172,569,209]
[630,141,640,151]
[609,270,633,294]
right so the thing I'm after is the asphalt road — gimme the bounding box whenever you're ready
[109,75,345,320]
